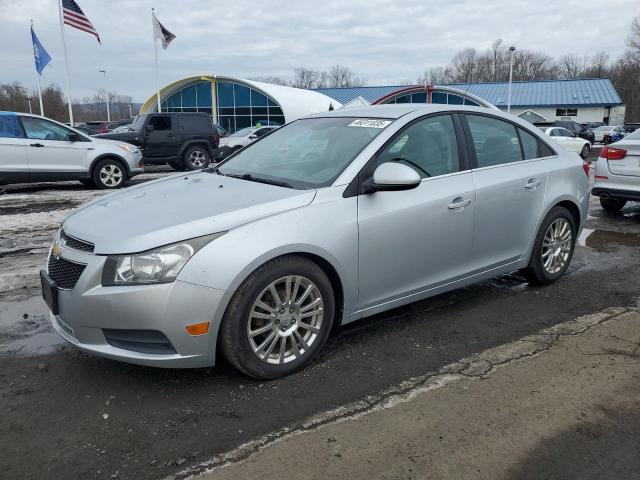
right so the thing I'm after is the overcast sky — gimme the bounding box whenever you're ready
[1,0,638,102]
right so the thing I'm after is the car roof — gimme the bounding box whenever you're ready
[306,103,501,120]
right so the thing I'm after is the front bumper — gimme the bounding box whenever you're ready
[46,245,227,368]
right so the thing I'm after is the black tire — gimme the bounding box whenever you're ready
[522,206,577,285]
[91,158,128,189]
[219,255,336,379]
[600,197,627,212]
[580,144,590,160]
[183,145,211,170]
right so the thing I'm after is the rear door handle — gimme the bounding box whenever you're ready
[30,143,44,148]
[525,179,541,189]
[448,198,471,210]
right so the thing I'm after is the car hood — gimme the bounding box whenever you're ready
[89,135,139,149]
[94,131,141,142]
[63,172,316,254]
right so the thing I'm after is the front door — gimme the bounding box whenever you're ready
[0,113,29,183]
[464,114,548,270]
[144,114,177,157]
[357,114,476,313]
[18,116,87,180]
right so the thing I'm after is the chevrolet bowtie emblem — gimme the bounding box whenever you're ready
[51,242,64,260]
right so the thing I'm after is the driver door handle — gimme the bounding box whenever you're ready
[448,198,471,210]
[525,179,541,189]
[30,143,44,148]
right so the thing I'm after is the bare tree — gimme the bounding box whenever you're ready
[627,16,640,53]
[291,67,320,89]
[249,76,289,86]
[557,53,586,79]
[327,65,366,87]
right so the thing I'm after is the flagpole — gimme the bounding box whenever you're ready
[31,20,45,116]
[152,8,161,112]
[57,0,74,124]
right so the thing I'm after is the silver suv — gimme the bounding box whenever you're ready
[43,105,590,378]
[592,128,640,211]
[0,112,143,189]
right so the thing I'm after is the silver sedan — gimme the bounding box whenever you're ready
[42,104,590,378]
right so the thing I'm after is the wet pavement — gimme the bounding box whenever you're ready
[0,171,639,479]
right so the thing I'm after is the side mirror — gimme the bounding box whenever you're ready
[145,124,154,133]
[366,162,421,193]
[249,134,258,139]
[67,132,82,142]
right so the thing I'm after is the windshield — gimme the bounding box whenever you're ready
[217,117,391,189]
[129,115,146,131]
[230,127,255,137]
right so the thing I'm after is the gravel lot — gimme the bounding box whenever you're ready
[1,157,639,480]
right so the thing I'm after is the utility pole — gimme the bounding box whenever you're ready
[99,69,111,121]
[507,46,516,114]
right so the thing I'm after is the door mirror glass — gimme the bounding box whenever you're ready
[67,132,81,142]
[249,134,257,139]
[145,124,154,133]
[369,162,421,192]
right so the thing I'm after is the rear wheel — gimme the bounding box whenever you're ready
[600,197,627,212]
[523,206,576,285]
[580,143,590,160]
[219,255,335,379]
[183,146,210,170]
[92,158,128,189]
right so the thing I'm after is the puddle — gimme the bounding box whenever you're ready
[578,228,640,250]
[0,296,64,356]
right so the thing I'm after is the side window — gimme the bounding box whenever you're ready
[559,128,573,137]
[179,115,209,131]
[19,116,71,141]
[149,115,172,131]
[377,115,460,178]
[466,115,522,167]
[519,128,540,160]
[0,114,24,138]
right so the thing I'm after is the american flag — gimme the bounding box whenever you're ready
[62,0,100,43]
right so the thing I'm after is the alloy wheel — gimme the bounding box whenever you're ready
[247,275,324,365]
[541,218,572,274]
[188,150,207,168]
[99,164,123,187]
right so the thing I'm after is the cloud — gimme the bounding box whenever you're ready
[0,0,636,101]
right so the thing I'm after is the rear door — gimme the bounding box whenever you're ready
[144,114,177,157]
[464,114,549,270]
[0,113,29,183]
[18,116,88,180]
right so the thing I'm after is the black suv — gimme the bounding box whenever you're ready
[96,112,220,170]
[535,120,594,144]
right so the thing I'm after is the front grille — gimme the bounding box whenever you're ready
[47,256,86,290]
[61,230,94,253]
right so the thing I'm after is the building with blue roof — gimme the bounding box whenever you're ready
[316,78,625,125]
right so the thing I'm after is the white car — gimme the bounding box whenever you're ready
[0,112,143,189]
[593,125,625,143]
[540,127,591,159]
[219,125,279,152]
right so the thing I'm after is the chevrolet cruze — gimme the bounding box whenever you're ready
[42,105,590,379]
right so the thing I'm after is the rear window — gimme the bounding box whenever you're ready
[179,115,211,131]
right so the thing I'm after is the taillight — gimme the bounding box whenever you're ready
[582,161,590,177]
[600,145,627,160]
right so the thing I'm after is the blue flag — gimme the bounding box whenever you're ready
[31,27,51,75]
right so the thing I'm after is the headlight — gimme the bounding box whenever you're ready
[119,144,139,153]
[101,233,225,286]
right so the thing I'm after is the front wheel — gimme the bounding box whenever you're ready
[522,206,576,285]
[92,158,128,189]
[219,255,335,379]
[600,197,627,212]
[183,146,211,170]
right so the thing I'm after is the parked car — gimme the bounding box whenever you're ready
[535,120,594,144]
[42,104,589,378]
[0,112,143,189]
[213,123,229,138]
[539,126,591,159]
[593,125,625,143]
[111,124,132,133]
[215,125,278,161]
[592,128,640,212]
[83,120,111,135]
[96,112,220,171]
[602,127,626,145]
[582,122,604,130]
[105,118,133,132]
[623,123,639,133]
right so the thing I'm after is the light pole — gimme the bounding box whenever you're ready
[507,46,516,114]
[128,104,132,118]
[27,98,33,114]
[99,69,111,122]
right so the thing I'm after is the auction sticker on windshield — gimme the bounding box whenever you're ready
[348,119,392,128]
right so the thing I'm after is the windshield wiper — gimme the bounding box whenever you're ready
[203,166,225,175]
[225,173,294,189]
